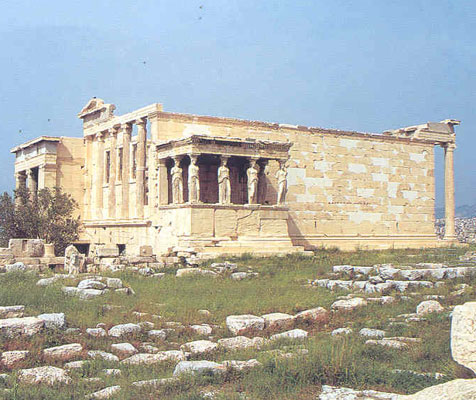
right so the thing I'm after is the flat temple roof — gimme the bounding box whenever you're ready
[10,136,61,153]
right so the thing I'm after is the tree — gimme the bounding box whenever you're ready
[0,186,80,255]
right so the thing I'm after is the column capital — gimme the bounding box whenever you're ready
[109,125,120,136]
[121,122,133,135]
[26,169,34,178]
[445,142,457,151]
[135,117,147,127]
[96,131,106,142]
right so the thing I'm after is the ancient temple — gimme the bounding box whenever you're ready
[11,98,460,256]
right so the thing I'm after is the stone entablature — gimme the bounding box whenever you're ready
[11,98,461,256]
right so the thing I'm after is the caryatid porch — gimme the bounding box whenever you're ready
[155,135,292,207]
[152,135,297,253]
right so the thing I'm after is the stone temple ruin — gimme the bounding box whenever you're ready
[10,98,460,260]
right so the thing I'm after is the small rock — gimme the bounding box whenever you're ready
[102,369,122,376]
[5,262,27,273]
[43,343,82,361]
[331,297,367,311]
[180,340,218,355]
[1,350,29,369]
[261,313,294,330]
[359,328,385,338]
[331,327,353,336]
[218,336,256,350]
[105,277,123,289]
[148,329,168,340]
[198,309,211,317]
[87,350,119,362]
[87,385,121,399]
[108,323,141,337]
[86,328,107,337]
[190,324,213,335]
[111,343,138,358]
[121,351,186,365]
[416,300,444,315]
[270,329,308,341]
[78,279,106,290]
[64,360,86,369]
[222,358,262,371]
[226,314,265,335]
[0,305,24,318]
[18,366,71,385]
[173,360,225,376]
[0,317,44,337]
[293,307,328,323]
[37,313,66,330]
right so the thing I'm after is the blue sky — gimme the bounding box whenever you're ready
[1,0,474,207]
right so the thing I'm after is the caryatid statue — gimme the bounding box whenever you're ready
[246,159,259,204]
[188,155,200,203]
[171,157,184,204]
[218,156,231,204]
[276,160,288,205]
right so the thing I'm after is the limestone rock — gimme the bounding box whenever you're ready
[78,279,106,290]
[331,297,367,311]
[331,327,353,336]
[319,385,399,399]
[121,350,186,365]
[416,300,444,315]
[359,328,386,338]
[43,343,83,361]
[78,288,105,300]
[148,329,168,340]
[451,302,476,373]
[64,360,86,369]
[398,378,476,400]
[222,358,262,371]
[105,277,123,289]
[1,350,29,369]
[226,314,265,335]
[86,327,107,337]
[293,307,329,323]
[18,366,71,385]
[108,323,141,337]
[176,268,217,278]
[110,343,138,358]
[87,385,121,399]
[218,336,256,350]
[87,350,119,362]
[261,312,294,330]
[0,305,24,318]
[38,313,66,329]
[190,324,213,335]
[173,360,225,376]
[131,377,178,388]
[181,340,218,355]
[5,262,27,273]
[0,317,43,337]
[271,329,308,341]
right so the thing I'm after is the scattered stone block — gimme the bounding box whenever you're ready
[0,305,24,318]
[226,314,265,335]
[18,366,71,385]
[38,313,66,329]
[0,317,43,337]
[173,360,225,376]
[451,302,476,374]
[43,343,82,361]
[416,300,444,315]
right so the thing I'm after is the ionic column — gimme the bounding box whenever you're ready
[443,143,457,240]
[121,123,132,219]
[135,118,147,218]
[157,158,169,205]
[26,169,37,200]
[84,136,93,220]
[95,132,105,219]
[108,126,119,219]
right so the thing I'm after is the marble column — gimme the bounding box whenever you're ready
[444,143,457,240]
[121,123,132,219]
[218,155,231,204]
[14,172,26,205]
[157,158,169,205]
[171,156,184,204]
[26,169,36,200]
[95,132,105,219]
[257,160,268,204]
[84,136,93,220]
[108,126,119,219]
[135,118,147,218]
[246,158,259,204]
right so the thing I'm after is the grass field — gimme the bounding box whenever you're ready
[0,245,475,399]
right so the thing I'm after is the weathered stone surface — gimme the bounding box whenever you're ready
[226,314,265,335]
[398,378,476,400]
[131,377,179,388]
[64,360,86,369]
[451,302,476,373]
[359,328,386,338]
[331,297,367,311]
[173,360,225,376]
[271,329,308,340]
[78,288,105,300]
[180,340,218,355]
[218,336,256,350]
[0,317,43,337]
[108,323,141,337]
[190,324,213,335]
[148,329,168,340]
[87,350,119,362]
[222,358,262,371]
[86,327,107,337]
[18,366,71,385]
[331,327,353,336]
[121,350,186,365]
[1,350,29,368]
[319,385,399,399]
[88,385,121,399]
[293,307,329,323]
[43,343,83,361]
[0,305,24,318]
[64,245,84,275]
[5,262,27,273]
[78,279,106,290]
[176,268,217,278]
[416,300,444,315]
[38,313,66,329]
[111,343,138,358]
[105,277,123,289]
[262,312,294,330]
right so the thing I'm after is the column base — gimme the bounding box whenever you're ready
[443,235,458,241]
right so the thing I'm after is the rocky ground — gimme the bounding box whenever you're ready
[0,247,475,399]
